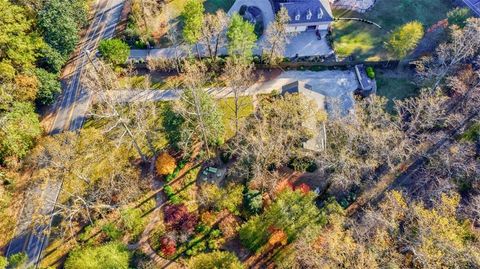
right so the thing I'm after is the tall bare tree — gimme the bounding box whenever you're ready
[199,10,229,61]
[174,61,224,156]
[221,57,256,135]
[131,0,163,43]
[263,7,292,65]
[415,18,480,89]
[82,60,150,162]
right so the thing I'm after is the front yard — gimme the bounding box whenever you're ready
[331,0,455,60]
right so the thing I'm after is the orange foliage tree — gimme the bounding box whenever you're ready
[156,152,176,175]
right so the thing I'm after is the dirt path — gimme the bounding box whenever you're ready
[127,157,183,269]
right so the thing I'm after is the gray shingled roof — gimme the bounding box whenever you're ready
[272,0,333,24]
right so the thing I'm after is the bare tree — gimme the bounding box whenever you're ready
[263,7,292,66]
[164,13,186,72]
[82,60,150,162]
[220,57,256,135]
[415,18,480,89]
[131,0,163,43]
[174,60,224,156]
[199,10,229,61]
[230,94,318,194]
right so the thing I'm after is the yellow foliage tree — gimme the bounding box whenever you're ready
[155,152,176,175]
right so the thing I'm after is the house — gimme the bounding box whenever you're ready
[281,81,327,152]
[271,0,334,32]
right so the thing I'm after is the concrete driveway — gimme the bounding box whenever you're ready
[227,0,274,30]
[109,70,359,114]
[285,31,334,57]
[249,70,359,113]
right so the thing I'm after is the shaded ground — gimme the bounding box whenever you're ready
[284,31,333,58]
[331,0,455,60]
[204,0,236,13]
[375,69,418,112]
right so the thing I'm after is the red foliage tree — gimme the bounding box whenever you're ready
[160,236,177,256]
[294,183,311,194]
[164,204,198,233]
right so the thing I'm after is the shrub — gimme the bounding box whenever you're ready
[159,236,177,257]
[101,223,122,241]
[98,38,130,65]
[164,185,174,197]
[366,66,375,79]
[244,189,263,214]
[447,7,471,28]
[65,243,131,269]
[288,157,317,172]
[8,253,27,268]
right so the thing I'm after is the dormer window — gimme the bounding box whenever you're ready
[295,11,300,21]
[306,9,312,20]
[318,8,324,19]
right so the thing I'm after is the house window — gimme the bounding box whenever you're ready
[306,9,312,20]
[295,13,300,21]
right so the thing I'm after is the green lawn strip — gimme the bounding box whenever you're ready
[118,75,166,90]
[332,0,454,60]
[217,96,254,141]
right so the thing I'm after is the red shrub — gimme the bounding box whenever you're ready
[160,236,176,256]
[164,204,198,233]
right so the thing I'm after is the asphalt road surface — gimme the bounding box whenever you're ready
[5,0,125,267]
[464,0,480,16]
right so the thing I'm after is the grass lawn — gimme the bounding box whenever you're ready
[117,74,184,91]
[331,0,455,60]
[375,69,418,112]
[204,0,235,13]
[217,97,255,141]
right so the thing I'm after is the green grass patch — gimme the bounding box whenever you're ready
[332,0,455,60]
[204,0,235,13]
[461,123,480,142]
[217,96,254,140]
[376,71,418,112]
[118,75,166,90]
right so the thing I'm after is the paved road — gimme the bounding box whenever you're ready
[464,0,480,16]
[5,0,125,267]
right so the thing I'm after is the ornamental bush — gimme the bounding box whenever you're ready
[98,39,130,65]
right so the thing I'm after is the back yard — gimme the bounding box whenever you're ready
[331,0,455,60]
[375,69,418,112]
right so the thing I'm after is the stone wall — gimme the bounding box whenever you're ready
[330,0,376,13]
